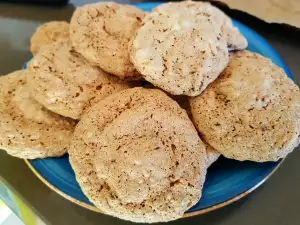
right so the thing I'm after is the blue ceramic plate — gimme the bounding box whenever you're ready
[25,2,293,217]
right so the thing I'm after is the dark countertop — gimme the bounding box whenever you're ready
[0,1,300,225]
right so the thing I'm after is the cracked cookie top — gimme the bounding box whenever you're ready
[190,50,300,162]
[0,70,76,159]
[70,2,145,79]
[27,39,130,120]
[129,1,247,96]
[69,87,207,222]
[30,21,70,55]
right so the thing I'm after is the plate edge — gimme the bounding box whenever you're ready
[24,159,284,218]
[23,1,289,218]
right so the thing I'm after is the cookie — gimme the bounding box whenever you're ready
[27,39,130,120]
[69,87,207,222]
[0,70,76,159]
[129,1,246,96]
[208,3,247,50]
[70,2,145,79]
[190,50,300,162]
[30,21,69,55]
[170,94,220,167]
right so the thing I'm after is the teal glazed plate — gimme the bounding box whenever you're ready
[25,2,293,217]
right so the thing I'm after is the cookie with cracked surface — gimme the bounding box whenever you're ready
[190,50,300,162]
[30,21,70,55]
[0,70,76,159]
[69,87,207,222]
[170,95,220,167]
[70,2,145,79]
[27,39,130,120]
[207,3,247,50]
[129,1,234,96]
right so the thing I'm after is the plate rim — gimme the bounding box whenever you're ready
[24,1,293,218]
[24,159,284,217]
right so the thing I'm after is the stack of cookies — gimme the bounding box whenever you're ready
[0,1,299,223]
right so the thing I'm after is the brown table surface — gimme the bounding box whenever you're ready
[0,1,300,225]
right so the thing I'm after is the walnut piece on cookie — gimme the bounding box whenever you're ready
[30,21,70,56]
[27,39,130,120]
[0,70,76,159]
[70,2,145,79]
[69,87,207,222]
[190,50,300,162]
